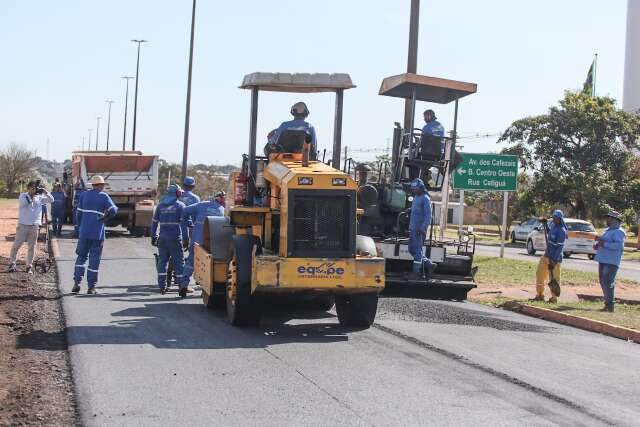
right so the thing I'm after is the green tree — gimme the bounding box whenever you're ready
[499,91,640,220]
[0,142,37,196]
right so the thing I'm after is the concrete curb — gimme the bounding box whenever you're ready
[502,301,640,344]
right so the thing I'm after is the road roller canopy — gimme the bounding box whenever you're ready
[240,72,355,93]
[379,73,477,104]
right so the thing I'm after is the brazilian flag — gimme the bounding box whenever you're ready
[582,56,596,97]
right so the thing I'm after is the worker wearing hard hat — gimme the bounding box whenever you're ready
[421,109,446,159]
[408,178,436,278]
[594,210,626,312]
[534,210,568,303]
[72,175,118,295]
[182,191,226,281]
[152,184,190,297]
[267,102,318,155]
[179,176,200,291]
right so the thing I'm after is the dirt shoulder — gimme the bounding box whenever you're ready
[0,199,76,426]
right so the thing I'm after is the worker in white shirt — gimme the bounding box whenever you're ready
[7,180,54,274]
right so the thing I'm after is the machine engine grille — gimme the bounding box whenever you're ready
[288,191,355,257]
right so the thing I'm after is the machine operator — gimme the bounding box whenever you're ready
[264,102,317,156]
[421,109,445,159]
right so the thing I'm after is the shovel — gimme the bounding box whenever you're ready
[542,222,561,297]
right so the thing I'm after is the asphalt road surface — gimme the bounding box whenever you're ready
[55,232,640,426]
[475,243,640,282]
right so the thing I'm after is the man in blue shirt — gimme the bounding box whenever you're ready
[179,176,200,292]
[72,178,86,238]
[421,109,445,159]
[72,175,118,294]
[51,182,66,237]
[266,102,317,156]
[152,184,190,297]
[534,210,567,303]
[182,191,226,282]
[408,178,436,278]
[595,211,626,312]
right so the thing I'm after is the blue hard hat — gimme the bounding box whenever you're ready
[183,176,195,186]
[410,178,425,189]
[552,209,564,219]
[167,183,182,194]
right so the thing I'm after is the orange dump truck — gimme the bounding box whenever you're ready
[71,151,159,236]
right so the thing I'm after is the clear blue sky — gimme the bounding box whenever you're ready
[0,0,627,165]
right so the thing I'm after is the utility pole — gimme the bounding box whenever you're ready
[82,136,86,151]
[131,39,148,150]
[121,76,134,151]
[88,129,92,150]
[181,0,197,181]
[403,0,420,132]
[105,100,115,151]
[96,117,101,150]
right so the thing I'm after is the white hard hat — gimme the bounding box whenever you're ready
[90,175,106,185]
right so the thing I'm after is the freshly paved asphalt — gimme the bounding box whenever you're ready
[475,243,640,282]
[55,231,640,426]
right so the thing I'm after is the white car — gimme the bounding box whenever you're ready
[525,218,597,260]
[510,217,542,242]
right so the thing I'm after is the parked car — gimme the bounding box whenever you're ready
[525,218,597,260]
[510,217,542,243]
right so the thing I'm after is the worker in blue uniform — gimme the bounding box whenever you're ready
[152,184,190,297]
[182,191,226,281]
[72,178,86,238]
[535,210,568,303]
[72,176,118,294]
[178,176,200,292]
[266,102,317,157]
[408,178,436,278]
[421,109,445,159]
[50,183,66,236]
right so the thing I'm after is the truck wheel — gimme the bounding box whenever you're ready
[563,252,572,258]
[226,235,261,327]
[131,226,145,237]
[315,295,335,311]
[526,239,536,255]
[510,232,517,244]
[335,294,378,328]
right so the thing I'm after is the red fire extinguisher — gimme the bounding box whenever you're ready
[234,173,247,205]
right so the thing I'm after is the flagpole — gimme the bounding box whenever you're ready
[593,53,598,98]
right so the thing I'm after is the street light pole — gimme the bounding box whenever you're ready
[105,100,115,151]
[403,0,420,132]
[131,39,148,151]
[121,76,134,151]
[96,116,101,150]
[181,0,197,181]
[88,129,92,150]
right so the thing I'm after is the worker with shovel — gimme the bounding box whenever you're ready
[534,210,567,303]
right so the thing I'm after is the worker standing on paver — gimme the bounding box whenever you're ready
[50,183,66,237]
[421,109,445,158]
[408,178,436,278]
[594,211,626,312]
[72,176,118,295]
[179,176,200,292]
[152,184,189,297]
[534,210,567,303]
[182,191,226,281]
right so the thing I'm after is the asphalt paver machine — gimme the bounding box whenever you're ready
[194,72,385,327]
[356,73,478,300]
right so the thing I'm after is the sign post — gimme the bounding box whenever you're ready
[453,153,518,258]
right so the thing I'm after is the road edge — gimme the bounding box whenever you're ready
[49,233,83,424]
[502,301,639,343]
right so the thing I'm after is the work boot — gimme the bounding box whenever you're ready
[547,296,558,304]
[160,286,168,295]
[178,287,187,298]
[71,284,81,294]
[531,294,545,302]
[425,263,437,279]
[87,287,97,295]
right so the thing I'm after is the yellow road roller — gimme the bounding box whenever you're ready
[194,72,385,327]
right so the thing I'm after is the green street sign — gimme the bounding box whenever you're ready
[452,153,518,191]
